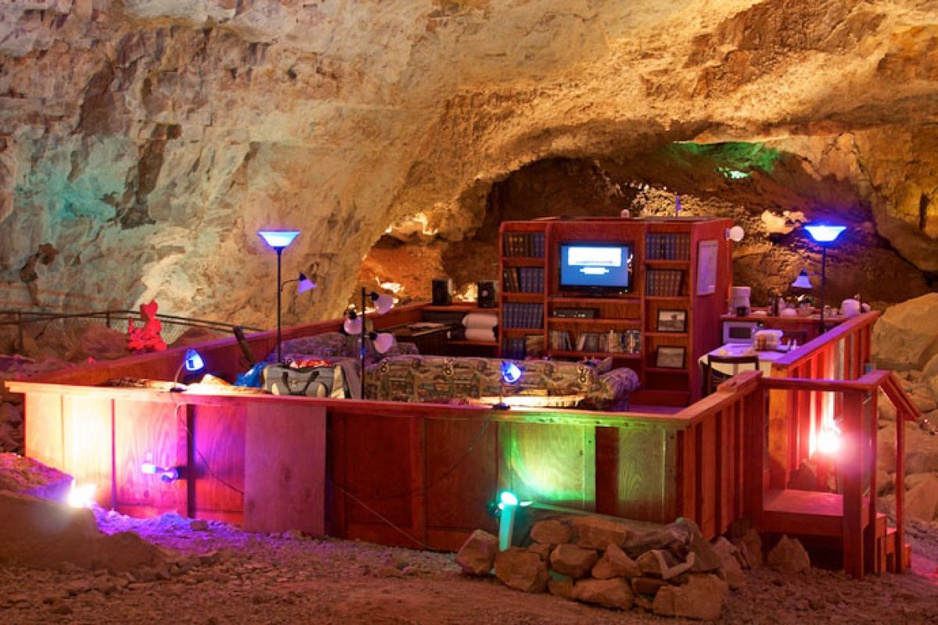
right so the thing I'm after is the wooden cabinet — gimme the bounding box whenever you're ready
[498,217,732,405]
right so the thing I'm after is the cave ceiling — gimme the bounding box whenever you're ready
[1,0,937,329]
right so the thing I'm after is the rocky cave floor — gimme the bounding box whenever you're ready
[0,507,936,625]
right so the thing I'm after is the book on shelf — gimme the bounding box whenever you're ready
[502,303,544,328]
[549,329,573,351]
[645,233,691,261]
[503,231,546,258]
[502,336,527,360]
[645,269,683,296]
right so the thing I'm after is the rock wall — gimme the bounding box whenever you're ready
[1,1,937,328]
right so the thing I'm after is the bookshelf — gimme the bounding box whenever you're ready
[498,217,732,405]
[499,221,548,360]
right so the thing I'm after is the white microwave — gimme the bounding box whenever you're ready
[722,320,760,344]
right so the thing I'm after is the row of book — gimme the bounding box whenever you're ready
[646,269,684,297]
[549,329,641,354]
[646,233,691,260]
[502,266,545,293]
[502,335,545,360]
[503,231,546,258]
[502,303,545,329]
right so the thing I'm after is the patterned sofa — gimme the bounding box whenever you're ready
[274,332,418,366]
[364,355,640,410]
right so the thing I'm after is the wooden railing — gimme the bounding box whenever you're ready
[3,305,916,578]
[767,311,879,489]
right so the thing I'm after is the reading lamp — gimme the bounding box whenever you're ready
[172,348,204,391]
[343,287,395,398]
[804,224,846,331]
[493,360,522,409]
[258,230,301,363]
[791,269,813,289]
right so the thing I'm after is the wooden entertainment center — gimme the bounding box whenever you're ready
[498,216,732,405]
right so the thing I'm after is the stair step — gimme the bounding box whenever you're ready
[761,488,867,538]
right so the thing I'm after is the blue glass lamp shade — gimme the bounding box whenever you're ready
[257,230,300,250]
[804,224,846,244]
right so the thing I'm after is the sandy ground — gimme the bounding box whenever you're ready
[1,507,937,625]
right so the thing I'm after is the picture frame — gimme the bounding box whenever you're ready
[656,309,687,333]
[655,345,686,369]
[696,239,718,295]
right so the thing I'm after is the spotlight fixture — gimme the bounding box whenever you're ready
[804,224,846,331]
[493,361,522,410]
[141,462,185,482]
[344,287,395,398]
[172,348,204,391]
[494,490,532,550]
[258,230,301,363]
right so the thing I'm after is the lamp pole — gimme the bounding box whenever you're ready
[818,245,828,332]
[804,224,845,336]
[257,230,300,364]
[360,286,367,400]
[275,247,284,363]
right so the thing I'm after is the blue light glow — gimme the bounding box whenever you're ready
[500,361,522,384]
[804,224,846,243]
[184,349,205,372]
[258,230,300,250]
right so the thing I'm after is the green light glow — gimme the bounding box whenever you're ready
[504,424,592,503]
[499,490,519,507]
[667,142,781,180]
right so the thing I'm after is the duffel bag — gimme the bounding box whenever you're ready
[262,363,348,398]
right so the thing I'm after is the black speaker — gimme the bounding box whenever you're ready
[477,280,497,308]
[431,279,452,306]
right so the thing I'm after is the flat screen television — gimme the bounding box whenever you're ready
[558,242,634,295]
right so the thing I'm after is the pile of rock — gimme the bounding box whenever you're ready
[456,513,758,621]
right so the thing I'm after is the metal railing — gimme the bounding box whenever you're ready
[0,309,264,352]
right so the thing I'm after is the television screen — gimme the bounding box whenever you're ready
[559,242,633,293]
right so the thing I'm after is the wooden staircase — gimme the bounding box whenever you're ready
[760,489,910,575]
[754,371,918,579]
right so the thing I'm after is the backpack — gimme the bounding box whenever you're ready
[262,363,349,398]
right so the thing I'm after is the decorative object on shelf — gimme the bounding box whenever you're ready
[656,309,687,333]
[695,239,718,295]
[478,280,498,308]
[344,287,395,398]
[656,345,686,369]
[258,229,301,364]
[804,223,846,331]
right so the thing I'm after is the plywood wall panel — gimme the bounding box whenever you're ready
[424,417,498,532]
[190,403,246,518]
[23,393,64,471]
[501,422,596,510]
[63,396,113,506]
[113,398,186,516]
[244,403,325,535]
